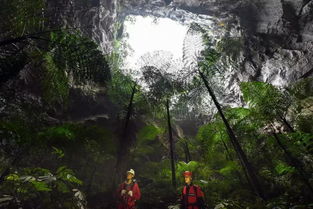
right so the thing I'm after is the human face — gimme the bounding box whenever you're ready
[127,173,134,180]
[184,176,192,185]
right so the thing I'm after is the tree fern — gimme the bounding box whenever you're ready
[240,81,291,122]
[49,31,111,86]
[1,0,45,39]
[41,52,69,106]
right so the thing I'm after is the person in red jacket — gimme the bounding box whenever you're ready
[180,171,205,209]
[117,169,141,209]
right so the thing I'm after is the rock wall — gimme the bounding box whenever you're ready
[237,0,313,86]
[3,0,312,120]
[44,0,313,88]
[46,0,119,53]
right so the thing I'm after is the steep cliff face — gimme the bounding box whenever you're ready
[3,0,311,121]
[0,0,120,121]
[237,0,313,85]
[121,0,312,75]
[116,0,313,109]
[53,0,311,121]
[46,0,119,53]
[55,0,312,89]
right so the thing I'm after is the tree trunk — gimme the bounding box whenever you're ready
[272,132,313,196]
[280,116,295,132]
[115,83,137,183]
[198,70,266,200]
[166,98,176,188]
[184,140,191,163]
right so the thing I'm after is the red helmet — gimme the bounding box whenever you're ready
[183,171,192,177]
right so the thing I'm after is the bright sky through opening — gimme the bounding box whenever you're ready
[123,15,188,70]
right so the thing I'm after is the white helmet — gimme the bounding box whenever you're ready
[127,169,135,176]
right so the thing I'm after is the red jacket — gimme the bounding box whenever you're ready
[180,184,205,209]
[117,181,141,209]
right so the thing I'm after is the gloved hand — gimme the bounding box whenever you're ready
[121,190,126,195]
[128,191,133,197]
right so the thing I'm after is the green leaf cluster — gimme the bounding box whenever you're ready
[50,31,111,85]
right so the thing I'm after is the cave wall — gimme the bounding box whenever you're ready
[0,0,120,121]
[49,0,313,117]
[237,0,313,86]
[43,0,313,87]
[119,0,313,85]
[46,0,119,53]
[3,0,312,121]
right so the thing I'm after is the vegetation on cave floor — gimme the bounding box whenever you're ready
[1,1,313,209]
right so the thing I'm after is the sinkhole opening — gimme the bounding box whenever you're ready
[119,15,206,81]
[124,15,187,67]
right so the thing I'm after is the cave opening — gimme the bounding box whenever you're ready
[122,15,188,71]
[117,11,215,82]
[115,10,240,114]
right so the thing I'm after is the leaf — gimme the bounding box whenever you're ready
[137,125,163,144]
[225,108,251,121]
[240,81,290,121]
[65,174,82,185]
[56,166,82,185]
[31,181,51,192]
[219,161,239,176]
[177,161,199,173]
[275,162,295,175]
[52,146,65,159]
[39,125,75,142]
[5,174,19,181]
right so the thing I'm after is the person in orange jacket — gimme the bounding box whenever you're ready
[180,171,205,209]
[117,169,141,209]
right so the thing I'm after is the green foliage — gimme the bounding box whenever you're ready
[107,69,136,106]
[0,166,83,208]
[52,146,65,159]
[137,125,163,144]
[1,0,45,37]
[0,118,118,208]
[197,35,221,79]
[56,166,83,185]
[289,77,313,100]
[287,132,313,152]
[197,121,228,149]
[40,125,75,141]
[198,46,221,73]
[288,78,313,133]
[240,81,290,121]
[219,161,239,176]
[176,161,199,174]
[216,37,244,61]
[41,52,70,106]
[1,0,111,109]
[0,0,46,84]
[142,65,183,104]
[224,107,251,123]
[275,161,296,175]
[50,31,111,85]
